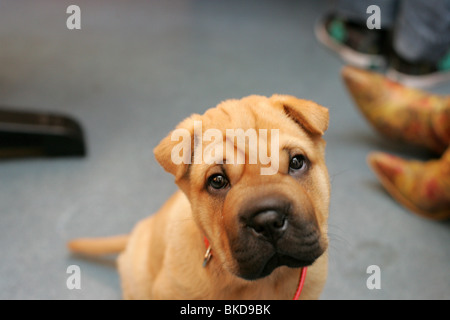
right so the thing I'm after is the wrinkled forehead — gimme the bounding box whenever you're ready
[188,99,322,183]
[196,98,318,160]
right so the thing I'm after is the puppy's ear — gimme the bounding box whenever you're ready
[153,116,198,181]
[270,94,329,136]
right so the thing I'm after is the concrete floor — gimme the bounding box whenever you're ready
[0,0,449,300]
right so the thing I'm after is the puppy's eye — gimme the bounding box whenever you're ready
[208,174,229,190]
[289,155,307,171]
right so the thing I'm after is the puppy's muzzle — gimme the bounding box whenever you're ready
[244,198,289,244]
[231,195,325,280]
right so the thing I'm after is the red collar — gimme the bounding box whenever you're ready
[202,237,307,300]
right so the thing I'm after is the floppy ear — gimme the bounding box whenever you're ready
[153,116,198,181]
[270,94,329,136]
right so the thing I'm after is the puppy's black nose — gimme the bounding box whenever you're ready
[248,210,287,242]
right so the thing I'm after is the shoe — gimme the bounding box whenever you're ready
[387,50,450,88]
[342,66,450,154]
[367,149,450,220]
[315,14,388,69]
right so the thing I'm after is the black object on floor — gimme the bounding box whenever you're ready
[0,108,86,158]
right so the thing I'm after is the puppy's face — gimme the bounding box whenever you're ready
[155,95,330,280]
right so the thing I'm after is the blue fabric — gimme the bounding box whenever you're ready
[334,0,450,63]
[394,0,450,63]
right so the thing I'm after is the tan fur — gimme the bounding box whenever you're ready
[68,235,128,256]
[68,94,330,300]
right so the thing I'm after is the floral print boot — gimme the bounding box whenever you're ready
[367,148,450,220]
[342,66,450,155]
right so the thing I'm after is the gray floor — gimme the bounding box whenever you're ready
[0,0,449,300]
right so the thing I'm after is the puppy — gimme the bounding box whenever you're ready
[68,94,330,300]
